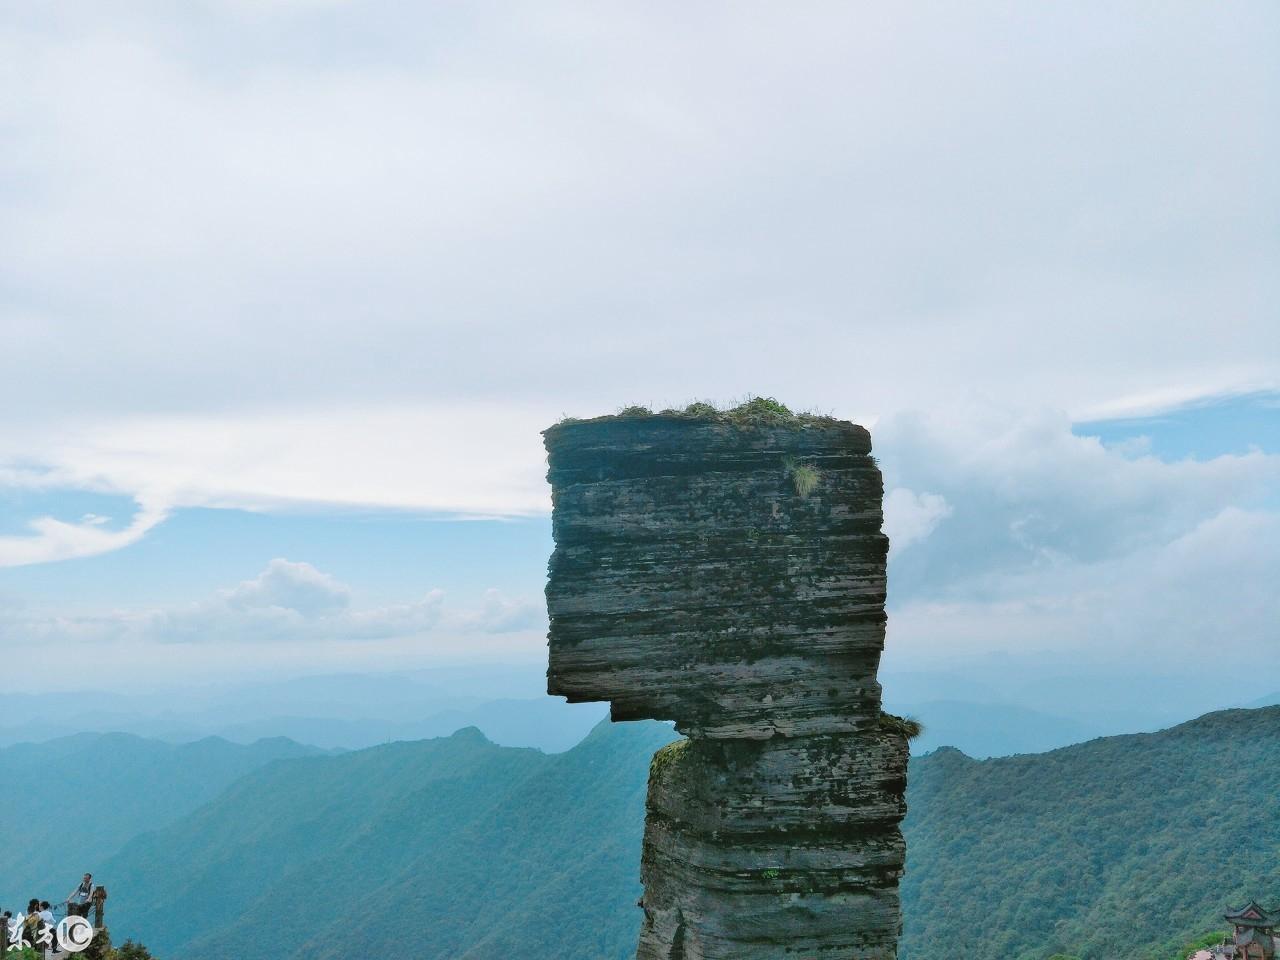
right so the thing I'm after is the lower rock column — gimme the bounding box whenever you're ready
[637,732,909,960]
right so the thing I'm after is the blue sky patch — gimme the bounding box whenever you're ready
[1074,390,1279,461]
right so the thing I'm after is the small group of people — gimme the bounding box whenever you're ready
[1,873,107,953]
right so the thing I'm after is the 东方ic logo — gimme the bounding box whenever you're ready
[6,913,95,953]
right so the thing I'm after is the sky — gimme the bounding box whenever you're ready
[1,2,1277,709]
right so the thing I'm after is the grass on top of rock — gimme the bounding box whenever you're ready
[555,396,837,428]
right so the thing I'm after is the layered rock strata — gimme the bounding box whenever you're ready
[543,411,908,959]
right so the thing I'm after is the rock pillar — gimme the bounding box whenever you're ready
[543,409,908,959]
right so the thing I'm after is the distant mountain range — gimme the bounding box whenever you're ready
[0,733,322,908]
[0,669,607,753]
[882,698,1104,757]
[8,665,1274,759]
[2,694,1075,757]
[6,704,1261,960]
[103,720,677,960]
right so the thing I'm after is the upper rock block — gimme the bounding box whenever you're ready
[544,412,889,739]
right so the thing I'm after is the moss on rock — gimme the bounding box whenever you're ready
[650,738,690,780]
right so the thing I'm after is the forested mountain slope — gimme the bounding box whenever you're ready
[103,719,678,960]
[901,706,1280,959]
[0,733,320,907]
[86,707,1280,960]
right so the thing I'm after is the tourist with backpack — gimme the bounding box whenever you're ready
[66,873,93,918]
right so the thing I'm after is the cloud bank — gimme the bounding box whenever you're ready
[0,404,553,567]
[3,2,1276,430]
[1,2,1275,565]
[0,3,1275,696]
[1,558,542,649]
[877,405,1280,693]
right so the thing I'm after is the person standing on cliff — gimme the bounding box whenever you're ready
[66,873,93,918]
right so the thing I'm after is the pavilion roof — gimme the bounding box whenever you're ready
[1226,901,1278,927]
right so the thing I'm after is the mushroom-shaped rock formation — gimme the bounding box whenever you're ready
[543,403,909,960]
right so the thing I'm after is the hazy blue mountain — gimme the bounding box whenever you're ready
[34,706,1280,960]
[884,699,1104,757]
[0,733,321,909]
[102,719,678,960]
[12,661,1260,756]
[882,659,1256,741]
[0,668,604,752]
[209,698,607,752]
[880,670,1007,704]
[1246,691,1280,708]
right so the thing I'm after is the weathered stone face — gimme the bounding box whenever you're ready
[542,411,908,959]
[544,416,889,740]
[638,732,908,960]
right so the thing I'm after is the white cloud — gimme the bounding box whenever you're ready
[876,403,1280,602]
[884,488,952,553]
[0,0,1275,706]
[0,498,168,567]
[224,558,351,616]
[877,405,1280,698]
[0,2,1275,569]
[157,559,447,644]
[0,558,512,648]
[0,403,555,569]
[1076,381,1280,422]
[468,588,545,634]
[340,592,447,641]
[1,2,1275,435]
[887,507,1280,683]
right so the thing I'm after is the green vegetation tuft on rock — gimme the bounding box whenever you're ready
[678,400,719,418]
[782,455,822,496]
[722,396,795,423]
[553,396,837,429]
[879,712,924,740]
